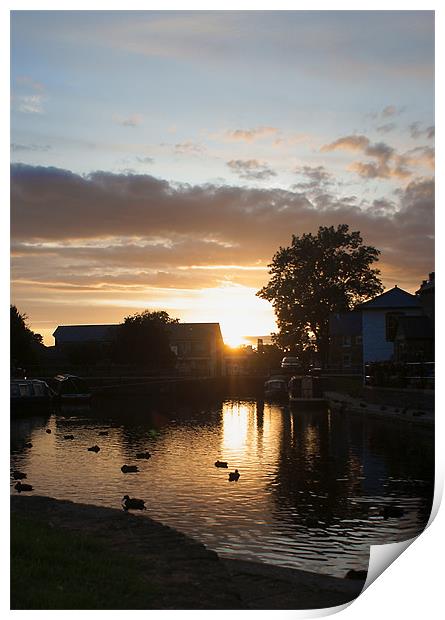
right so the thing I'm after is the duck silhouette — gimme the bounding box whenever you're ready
[215,460,228,468]
[228,469,240,481]
[121,464,139,473]
[122,495,146,511]
[63,435,74,440]
[87,445,100,453]
[15,481,33,493]
[12,470,27,480]
[46,429,52,434]
[25,442,33,448]
[136,451,151,459]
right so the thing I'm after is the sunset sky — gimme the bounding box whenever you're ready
[10,10,435,346]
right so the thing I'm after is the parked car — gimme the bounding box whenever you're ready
[280,356,302,371]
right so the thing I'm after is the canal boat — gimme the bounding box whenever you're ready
[51,374,92,402]
[264,376,289,401]
[10,379,54,414]
[288,374,327,406]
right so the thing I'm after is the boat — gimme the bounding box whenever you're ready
[264,376,289,401]
[10,379,53,414]
[288,374,327,405]
[51,374,92,402]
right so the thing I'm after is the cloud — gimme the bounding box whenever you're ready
[174,141,205,155]
[11,143,51,152]
[135,156,155,164]
[409,122,435,140]
[10,165,434,298]
[322,134,433,180]
[113,114,143,127]
[381,105,402,118]
[226,159,277,181]
[293,165,332,191]
[376,123,396,134]
[16,94,45,114]
[224,127,279,142]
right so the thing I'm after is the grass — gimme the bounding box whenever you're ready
[11,515,158,609]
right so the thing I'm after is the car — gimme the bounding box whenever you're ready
[280,356,302,370]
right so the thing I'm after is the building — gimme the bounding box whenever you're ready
[53,324,118,349]
[394,315,434,363]
[328,282,434,371]
[53,321,225,377]
[328,311,362,371]
[168,323,225,377]
[358,286,424,364]
[224,345,255,376]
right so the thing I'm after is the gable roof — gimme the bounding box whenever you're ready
[358,286,421,310]
[53,324,119,343]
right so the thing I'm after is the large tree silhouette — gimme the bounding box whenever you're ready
[112,310,178,369]
[10,305,43,368]
[257,225,383,365]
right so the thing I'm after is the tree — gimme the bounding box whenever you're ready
[10,305,43,369]
[112,310,179,369]
[257,225,384,366]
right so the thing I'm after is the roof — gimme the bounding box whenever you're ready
[358,287,421,310]
[53,324,118,343]
[395,316,434,340]
[329,311,362,336]
[168,322,223,342]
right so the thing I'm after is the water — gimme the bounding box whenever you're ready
[10,398,434,577]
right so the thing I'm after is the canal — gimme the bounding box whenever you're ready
[10,397,434,578]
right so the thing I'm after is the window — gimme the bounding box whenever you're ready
[343,354,351,368]
[386,312,404,342]
[342,335,352,347]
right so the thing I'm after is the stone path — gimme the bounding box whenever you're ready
[11,495,364,610]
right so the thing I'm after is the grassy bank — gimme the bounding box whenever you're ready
[11,515,158,609]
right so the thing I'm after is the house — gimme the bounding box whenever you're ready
[328,311,362,371]
[168,323,225,377]
[358,286,424,364]
[53,324,118,349]
[416,271,435,322]
[328,284,431,371]
[224,345,255,376]
[394,315,434,363]
[53,321,225,377]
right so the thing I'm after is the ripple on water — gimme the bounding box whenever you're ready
[10,399,433,577]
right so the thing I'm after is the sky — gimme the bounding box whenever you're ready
[10,10,435,346]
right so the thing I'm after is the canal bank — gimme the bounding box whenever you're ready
[11,495,364,610]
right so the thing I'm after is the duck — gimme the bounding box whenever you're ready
[63,434,74,440]
[382,506,404,519]
[121,464,139,473]
[98,431,108,436]
[14,481,33,493]
[25,442,33,448]
[46,429,52,434]
[215,460,228,468]
[122,495,146,511]
[228,469,240,481]
[12,470,27,480]
[136,451,151,459]
[87,445,100,452]
[345,569,367,580]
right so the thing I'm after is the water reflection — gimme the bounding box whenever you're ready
[10,398,433,577]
